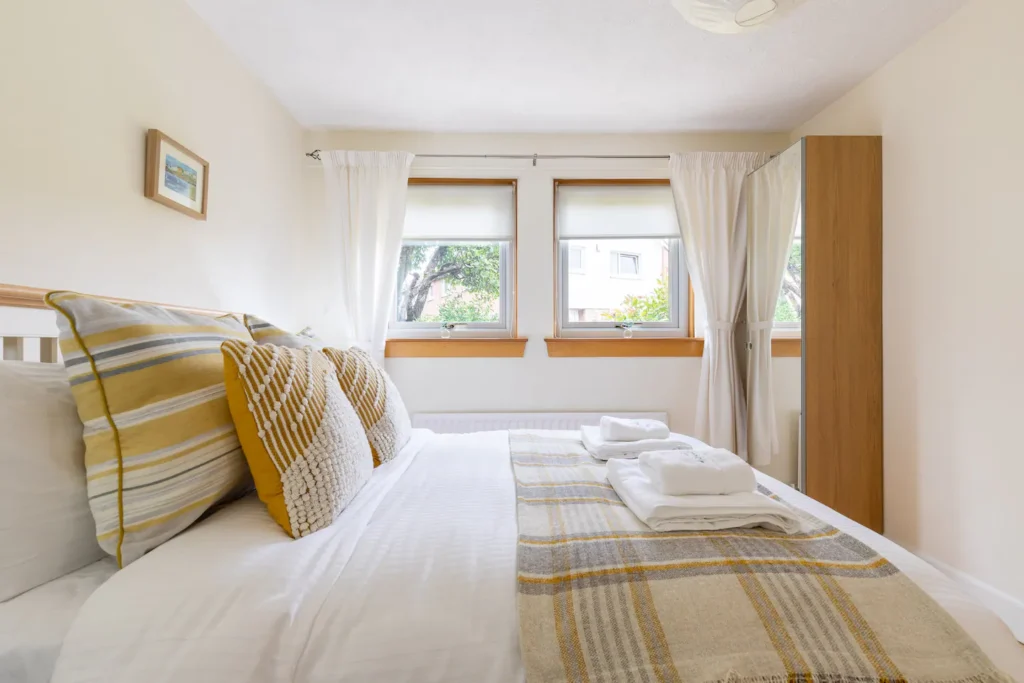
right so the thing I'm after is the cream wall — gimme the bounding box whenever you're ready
[793,0,1024,601]
[305,130,802,483]
[1,0,309,328]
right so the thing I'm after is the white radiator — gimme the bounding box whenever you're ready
[410,411,669,433]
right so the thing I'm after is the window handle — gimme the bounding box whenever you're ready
[440,322,465,339]
[615,322,643,339]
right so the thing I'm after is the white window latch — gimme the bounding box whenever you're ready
[439,322,465,339]
[614,322,643,339]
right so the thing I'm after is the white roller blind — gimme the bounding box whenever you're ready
[556,184,681,239]
[403,184,515,240]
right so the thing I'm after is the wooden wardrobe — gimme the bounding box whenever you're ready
[803,136,883,532]
[753,136,884,532]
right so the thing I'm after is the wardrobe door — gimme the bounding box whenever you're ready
[803,136,884,533]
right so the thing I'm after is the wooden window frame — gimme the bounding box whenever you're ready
[546,179,798,358]
[385,178,526,358]
[549,178,697,356]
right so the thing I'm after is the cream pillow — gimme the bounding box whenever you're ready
[0,361,104,601]
[322,347,411,467]
[221,341,373,537]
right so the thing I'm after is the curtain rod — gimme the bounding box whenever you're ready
[305,150,670,166]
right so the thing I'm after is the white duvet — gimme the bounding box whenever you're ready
[52,430,1024,683]
[0,558,117,683]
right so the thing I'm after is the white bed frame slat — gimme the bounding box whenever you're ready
[1,336,60,363]
[40,337,59,363]
[2,336,25,361]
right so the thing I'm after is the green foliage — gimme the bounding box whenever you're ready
[774,298,798,322]
[436,245,500,295]
[421,294,499,323]
[775,238,802,323]
[788,239,802,274]
[396,243,501,322]
[603,275,671,323]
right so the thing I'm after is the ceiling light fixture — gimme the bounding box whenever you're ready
[735,0,778,26]
[672,0,800,34]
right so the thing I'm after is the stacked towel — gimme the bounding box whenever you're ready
[607,459,803,534]
[639,449,756,496]
[599,416,670,441]
[581,425,697,461]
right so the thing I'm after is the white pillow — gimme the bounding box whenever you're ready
[0,361,104,601]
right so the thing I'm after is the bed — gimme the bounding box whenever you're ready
[0,559,118,683]
[1,285,1021,683]
[47,428,1024,683]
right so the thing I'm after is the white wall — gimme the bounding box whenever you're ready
[793,0,1024,601]
[1,0,309,329]
[305,130,802,483]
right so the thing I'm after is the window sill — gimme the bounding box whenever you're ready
[544,337,802,358]
[771,338,802,357]
[544,337,703,357]
[385,338,528,358]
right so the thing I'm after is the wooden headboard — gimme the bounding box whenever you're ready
[0,283,237,363]
[0,283,235,316]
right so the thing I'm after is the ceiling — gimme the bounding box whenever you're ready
[187,0,966,133]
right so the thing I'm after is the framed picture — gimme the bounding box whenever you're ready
[144,129,209,220]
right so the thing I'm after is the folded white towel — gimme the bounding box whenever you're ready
[581,425,696,461]
[639,448,756,496]
[607,459,804,534]
[599,416,670,441]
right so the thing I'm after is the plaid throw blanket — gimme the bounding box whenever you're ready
[510,431,1012,683]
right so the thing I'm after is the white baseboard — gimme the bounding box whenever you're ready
[918,553,1024,643]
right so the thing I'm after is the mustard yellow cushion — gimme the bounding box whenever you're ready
[46,292,253,567]
[322,347,411,467]
[222,341,373,537]
[244,314,324,349]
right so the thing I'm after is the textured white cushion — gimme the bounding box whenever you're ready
[0,361,104,601]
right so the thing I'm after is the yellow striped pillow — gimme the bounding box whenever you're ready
[322,347,411,467]
[244,314,324,349]
[46,292,254,567]
[222,341,373,537]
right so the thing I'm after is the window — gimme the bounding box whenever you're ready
[774,210,802,332]
[391,180,516,339]
[611,251,640,278]
[555,181,689,337]
[568,246,585,273]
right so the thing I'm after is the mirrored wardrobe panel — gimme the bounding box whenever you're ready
[746,136,883,533]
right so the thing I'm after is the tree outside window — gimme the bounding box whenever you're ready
[396,243,501,324]
[775,237,802,324]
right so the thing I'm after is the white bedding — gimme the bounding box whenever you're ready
[1,558,118,683]
[51,430,1024,682]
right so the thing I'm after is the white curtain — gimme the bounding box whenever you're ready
[669,151,771,458]
[746,146,802,465]
[321,151,414,360]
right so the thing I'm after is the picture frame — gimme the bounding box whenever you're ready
[144,129,209,220]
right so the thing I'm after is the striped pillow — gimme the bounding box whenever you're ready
[244,314,324,349]
[221,341,373,537]
[46,292,254,567]
[322,347,411,467]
